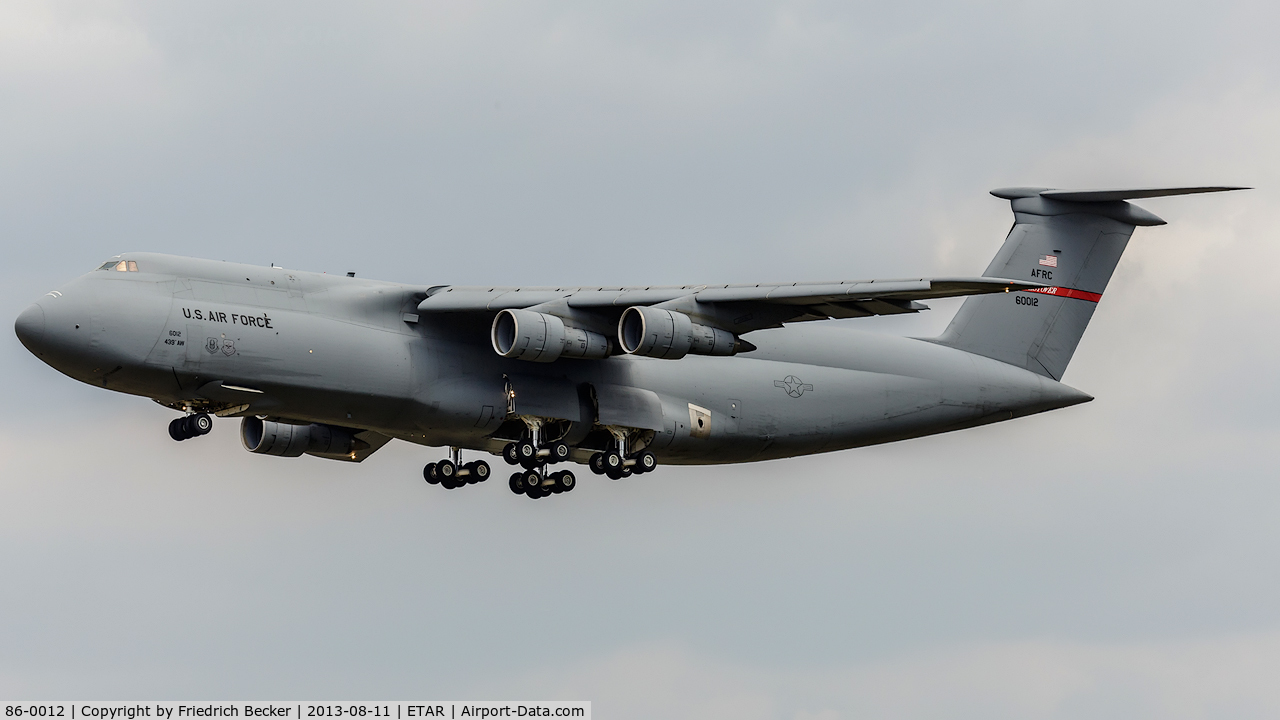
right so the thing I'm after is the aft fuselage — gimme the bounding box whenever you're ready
[15,253,1091,465]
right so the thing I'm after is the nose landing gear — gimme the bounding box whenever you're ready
[424,446,491,490]
[169,413,213,441]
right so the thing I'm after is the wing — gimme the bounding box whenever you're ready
[410,275,1042,362]
[417,276,1039,325]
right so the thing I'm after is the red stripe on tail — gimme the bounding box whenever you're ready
[1023,286,1102,303]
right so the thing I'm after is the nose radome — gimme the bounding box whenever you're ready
[15,303,46,352]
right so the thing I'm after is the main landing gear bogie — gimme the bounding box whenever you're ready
[424,448,491,490]
[502,439,571,470]
[590,449,656,480]
[509,468,577,499]
[169,412,213,441]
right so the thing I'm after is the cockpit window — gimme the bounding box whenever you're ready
[98,260,138,272]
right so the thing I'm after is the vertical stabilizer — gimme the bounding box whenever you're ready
[934,186,1243,380]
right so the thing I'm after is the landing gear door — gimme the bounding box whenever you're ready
[594,384,664,432]
[504,374,582,423]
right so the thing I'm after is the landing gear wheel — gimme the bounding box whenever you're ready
[509,472,526,494]
[553,470,576,493]
[503,443,520,466]
[515,441,538,469]
[548,442,571,464]
[169,418,188,441]
[634,451,657,474]
[522,470,542,497]
[436,459,457,481]
[589,453,606,475]
[471,460,490,483]
[602,451,624,474]
[424,463,439,484]
[189,412,213,435]
[440,477,459,490]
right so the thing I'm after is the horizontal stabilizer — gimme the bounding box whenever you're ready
[992,186,1248,202]
[1041,186,1248,202]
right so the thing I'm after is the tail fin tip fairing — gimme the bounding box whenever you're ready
[991,186,1248,202]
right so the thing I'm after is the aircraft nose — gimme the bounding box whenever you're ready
[14,303,46,352]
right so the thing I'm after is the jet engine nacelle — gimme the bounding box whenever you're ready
[240,417,357,459]
[491,308,610,363]
[617,306,739,359]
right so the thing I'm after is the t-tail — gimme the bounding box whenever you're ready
[934,186,1246,380]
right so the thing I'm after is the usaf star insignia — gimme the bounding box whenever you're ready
[774,375,813,398]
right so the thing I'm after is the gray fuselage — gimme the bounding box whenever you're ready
[15,253,1091,466]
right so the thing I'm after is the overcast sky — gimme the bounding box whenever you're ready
[3,2,1279,718]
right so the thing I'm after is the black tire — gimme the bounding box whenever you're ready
[472,461,490,482]
[522,470,542,491]
[527,485,545,499]
[423,463,439,484]
[436,459,456,479]
[635,451,657,474]
[603,451,623,472]
[509,472,525,494]
[548,442,571,463]
[440,477,458,490]
[606,467,623,481]
[168,418,188,441]
[515,441,537,465]
[556,471,576,492]
[503,443,519,466]
[589,453,605,475]
[190,412,213,435]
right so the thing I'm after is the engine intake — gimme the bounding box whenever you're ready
[491,309,610,363]
[241,417,358,460]
[617,306,740,359]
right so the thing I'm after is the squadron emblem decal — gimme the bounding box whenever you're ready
[206,337,237,356]
[774,375,813,398]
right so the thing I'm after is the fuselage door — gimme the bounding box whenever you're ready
[185,323,204,368]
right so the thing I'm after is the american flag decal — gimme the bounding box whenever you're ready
[1039,254,1058,267]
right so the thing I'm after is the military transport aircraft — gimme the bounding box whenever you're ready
[14,186,1242,499]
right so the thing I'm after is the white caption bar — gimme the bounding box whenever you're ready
[2,704,589,720]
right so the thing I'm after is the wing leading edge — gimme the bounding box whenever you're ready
[418,276,1040,318]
